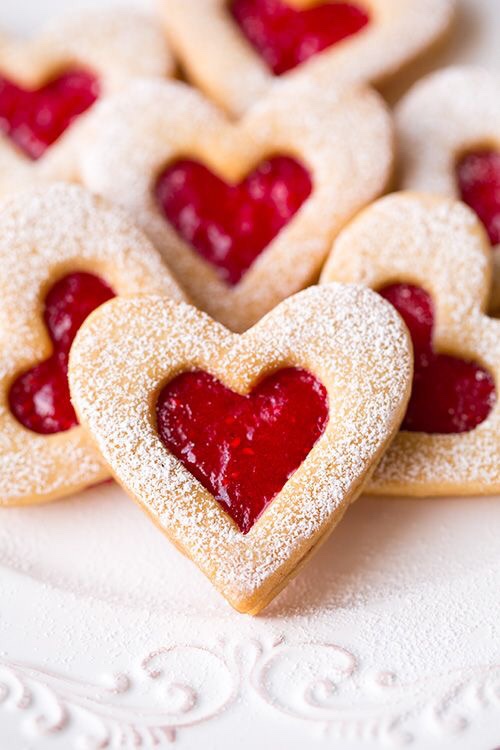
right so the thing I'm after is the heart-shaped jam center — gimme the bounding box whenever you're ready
[155,156,312,285]
[231,0,370,75]
[0,68,100,160]
[456,150,500,247]
[156,367,328,533]
[380,283,496,434]
[10,272,114,434]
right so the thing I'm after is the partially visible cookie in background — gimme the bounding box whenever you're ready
[0,9,174,194]
[0,183,184,507]
[322,192,500,497]
[80,77,393,332]
[158,0,456,117]
[396,67,500,314]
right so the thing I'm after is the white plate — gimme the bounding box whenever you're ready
[0,1,500,748]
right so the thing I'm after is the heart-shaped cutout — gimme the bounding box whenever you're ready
[157,367,328,533]
[81,79,392,330]
[155,156,312,285]
[379,283,495,434]
[0,183,184,507]
[321,192,500,496]
[159,0,454,116]
[69,284,412,613]
[456,150,500,247]
[0,69,99,160]
[9,272,115,434]
[231,0,370,75]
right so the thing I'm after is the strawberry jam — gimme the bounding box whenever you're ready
[231,0,369,75]
[380,283,495,434]
[0,68,100,160]
[155,155,312,285]
[156,367,328,533]
[456,149,500,246]
[10,272,114,434]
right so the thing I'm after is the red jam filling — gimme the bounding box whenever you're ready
[155,156,312,285]
[0,68,100,160]
[456,150,500,247]
[156,367,328,534]
[380,283,496,434]
[231,0,370,76]
[9,272,115,434]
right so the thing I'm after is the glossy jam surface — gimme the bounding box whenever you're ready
[380,283,496,434]
[10,272,115,434]
[456,150,500,247]
[156,368,328,534]
[0,69,100,160]
[155,156,312,285]
[231,0,369,75]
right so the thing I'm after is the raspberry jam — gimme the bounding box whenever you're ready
[380,283,496,434]
[156,368,329,534]
[10,272,115,434]
[456,150,500,246]
[155,156,312,285]
[0,69,100,160]
[231,0,370,75]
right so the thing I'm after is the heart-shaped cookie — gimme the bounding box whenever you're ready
[81,78,393,331]
[159,0,455,116]
[321,192,500,496]
[69,284,412,613]
[0,9,173,194]
[395,67,500,314]
[0,183,184,507]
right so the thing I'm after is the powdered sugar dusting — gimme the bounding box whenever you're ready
[69,283,412,612]
[0,183,184,507]
[159,0,455,117]
[322,192,500,495]
[80,77,392,331]
[395,66,500,311]
[43,9,174,89]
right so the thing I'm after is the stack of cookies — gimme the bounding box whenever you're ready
[0,0,498,615]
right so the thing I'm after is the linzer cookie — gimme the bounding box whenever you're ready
[0,183,184,507]
[81,78,393,331]
[396,67,500,313]
[159,0,455,116]
[321,192,500,496]
[68,284,412,614]
[0,9,174,193]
